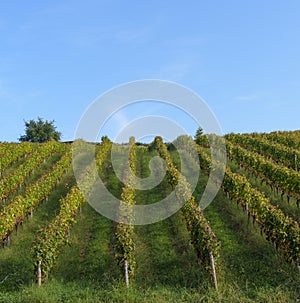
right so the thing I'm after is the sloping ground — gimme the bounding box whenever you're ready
[0,140,299,302]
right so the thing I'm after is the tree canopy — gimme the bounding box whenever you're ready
[19,117,61,143]
[194,127,208,146]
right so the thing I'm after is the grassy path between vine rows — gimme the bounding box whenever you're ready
[50,149,119,285]
[1,153,27,178]
[0,157,75,293]
[172,149,300,302]
[198,165,300,301]
[228,158,300,222]
[1,145,299,302]
[1,153,63,210]
[0,145,41,179]
[134,148,208,292]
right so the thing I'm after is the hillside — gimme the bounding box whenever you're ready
[0,132,299,303]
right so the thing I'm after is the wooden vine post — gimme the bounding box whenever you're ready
[209,251,218,291]
[7,235,11,247]
[154,136,221,290]
[37,260,42,286]
[197,144,300,271]
[124,260,129,287]
[115,138,137,288]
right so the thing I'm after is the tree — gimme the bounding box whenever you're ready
[101,135,111,144]
[194,127,208,147]
[195,127,203,138]
[19,117,61,143]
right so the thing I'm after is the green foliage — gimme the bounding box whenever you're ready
[0,134,300,301]
[263,130,300,149]
[101,135,110,143]
[115,140,137,281]
[0,141,64,202]
[226,140,300,202]
[226,132,300,170]
[154,136,221,278]
[19,117,61,143]
[32,140,111,282]
[194,127,208,147]
[0,142,36,174]
[197,144,300,266]
[0,143,69,243]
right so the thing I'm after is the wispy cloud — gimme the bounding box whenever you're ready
[18,3,158,48]
[162,36,205,51]
[69,23,156,49]
[114,25,155,44]
[234,94,259,102]
[151,62,194,81]
[146,35,205,82]
[70,26,109,48]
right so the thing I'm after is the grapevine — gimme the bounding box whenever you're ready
[226,140,300,203]
[0,145,71,243]
[32,140,111,283]
[115,137,136,285]
[226,133,300,170]
[0,141,65,202]
[197,144,300,267]
[154,136,220,288]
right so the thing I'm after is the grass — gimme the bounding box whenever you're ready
[228,159,300,222]
[1,153,63,209]
[0,165,75,292]
[201,174,300,301]
[0,145,299,302]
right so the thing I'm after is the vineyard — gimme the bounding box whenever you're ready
[0,132,299,303]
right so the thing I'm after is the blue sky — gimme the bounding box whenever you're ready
[0,1,299,142]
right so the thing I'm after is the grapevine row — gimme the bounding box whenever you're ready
[226,140,300,204]
[0,141,66,203]
[0,142,37,176]
[32,140,111,284]
[197,144,300,267]
[263,130,300,150]
[0,146,72,244]
[226,133,300,170]
[115,137,136,286]
[153,136,220,289]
